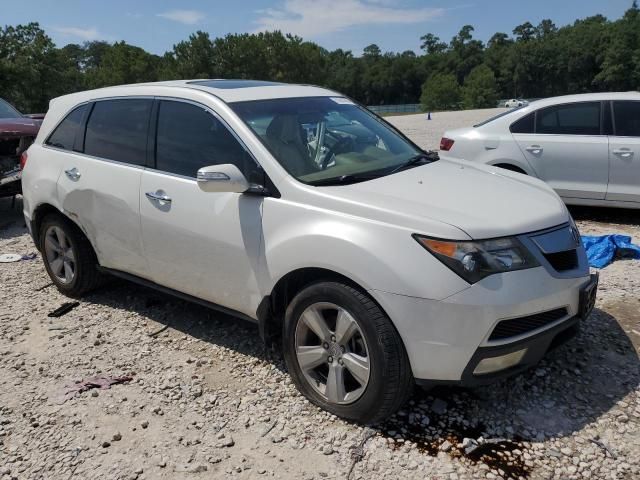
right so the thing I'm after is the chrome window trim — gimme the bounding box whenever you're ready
[41,144,147,170]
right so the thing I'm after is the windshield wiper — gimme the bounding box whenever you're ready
[388,152,437,175]
[308,173,383,186]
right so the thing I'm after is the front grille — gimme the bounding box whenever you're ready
[544,249,578,271]
[489,307,568,341]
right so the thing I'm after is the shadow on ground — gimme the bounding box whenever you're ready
[78,277,639,478]
[569,205,640,227]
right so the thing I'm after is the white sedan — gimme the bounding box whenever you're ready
[440,92,640,209]
[504,98,528,108]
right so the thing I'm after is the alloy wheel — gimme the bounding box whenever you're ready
[44,226,76,284]
[294,302,370,404]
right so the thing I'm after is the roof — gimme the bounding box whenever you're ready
[53,79,340,105]
[529,91,640,108]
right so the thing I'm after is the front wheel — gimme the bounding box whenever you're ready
[283,282,413,424]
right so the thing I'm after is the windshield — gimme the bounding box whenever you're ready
[0,98,22,119]
[231,97,424,185]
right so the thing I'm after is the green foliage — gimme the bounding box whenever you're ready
[1,3,640,113]
[420,73,461,111]
[462,65,498,108]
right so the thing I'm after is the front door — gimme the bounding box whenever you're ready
[607,100,640,204]
[513,101,609,200]
[139,99,265,317]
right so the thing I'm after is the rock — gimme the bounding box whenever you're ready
[431,398,448,415]
[174,464,207,473]
[322,445,334,455]
[101,441,111,448]
[112,432,122,441]
[141,421,149,429]
[440,440,453,452]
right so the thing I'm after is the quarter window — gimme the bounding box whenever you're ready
[46,104,88,151]
[536,102,601,135]
[510,112,535,134]
[84,99,152,165]
[613,101,640,137]
[155,100,259,180]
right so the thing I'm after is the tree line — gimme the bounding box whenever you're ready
[0,2,639,114]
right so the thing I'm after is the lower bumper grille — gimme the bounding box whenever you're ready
[489,307,568,341]
[543,249,578,271]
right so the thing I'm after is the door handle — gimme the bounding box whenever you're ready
[64,167,81,180]
[612,148,633,158]
[145,191,172,204]
[525,145,543,154]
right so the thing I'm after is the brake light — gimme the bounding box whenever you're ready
[440,137,455,151]
[19,151,28,170]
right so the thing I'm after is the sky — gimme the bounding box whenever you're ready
[1,0,635,55]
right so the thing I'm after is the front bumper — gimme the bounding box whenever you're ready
[370,267,594,383]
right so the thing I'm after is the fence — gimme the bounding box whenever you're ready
[366,104,422,115]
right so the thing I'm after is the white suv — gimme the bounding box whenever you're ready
[22,80,597,423]
[441,92,640,209]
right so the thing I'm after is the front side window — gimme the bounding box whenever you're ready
[155,100,260,182]
[84,99,152,165]
[536,102,601,135]
[46,104,88,151]
[231,97,425,185]
[613,101,640,137]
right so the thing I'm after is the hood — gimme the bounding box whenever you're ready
[0,117,41,137]
[318,159,568,239]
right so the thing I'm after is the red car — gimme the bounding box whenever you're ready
[0,98,43,198]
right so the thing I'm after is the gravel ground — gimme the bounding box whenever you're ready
[1,109,639,480]
[385,108,504,150]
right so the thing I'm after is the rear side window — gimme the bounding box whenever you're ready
[613,101,640,136]
[84,99,152,165]
[46,104,88,150]
[510,112,535,134]
[155,100,258,179]
[536,102,601,135]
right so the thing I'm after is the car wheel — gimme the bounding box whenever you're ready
[39,214,104,297]
[283,281,413,424]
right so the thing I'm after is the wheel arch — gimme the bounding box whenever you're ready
[257,267,379,346]
[31,203,95,256]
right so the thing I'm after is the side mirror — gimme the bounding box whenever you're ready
[196,164,250,193]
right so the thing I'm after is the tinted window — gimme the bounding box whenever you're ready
[536,102,601,135]
[155,100,258,180]
[613,101,640,137]
[84,99,152,165]
[46,104,88,150]
[510,112,535,134]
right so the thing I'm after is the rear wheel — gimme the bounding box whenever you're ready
[39,214,104,297]
[283,281,413,424]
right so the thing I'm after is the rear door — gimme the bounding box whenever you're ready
[139,99,265,317]
[511,101,609,200]
[607,100,640,204]
[55,98,151,277]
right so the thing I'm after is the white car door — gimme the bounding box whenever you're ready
[511,101,609,200]
[139,99,265,317]
[55,98,151,277]
[607,100,640,204]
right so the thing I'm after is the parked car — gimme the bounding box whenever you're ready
[0,98,42,197]
[441,92,640,209]
[504,98,528,108]
[22,80,597,423]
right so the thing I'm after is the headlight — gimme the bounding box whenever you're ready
[413,235,540,283]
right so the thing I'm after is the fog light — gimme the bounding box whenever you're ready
[473,349,527,375]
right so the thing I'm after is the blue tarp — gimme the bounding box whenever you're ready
[581,234,640,269]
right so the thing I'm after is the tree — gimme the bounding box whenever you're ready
[420,33,447,54]
[462,64,498,108]
[420,73,461,111]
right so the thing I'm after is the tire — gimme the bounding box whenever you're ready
[39,213,104,297]
[282,281,413,424]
